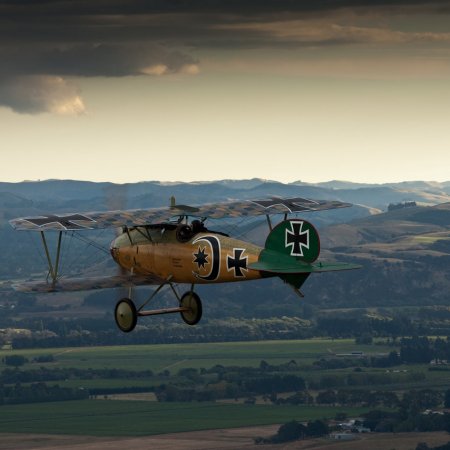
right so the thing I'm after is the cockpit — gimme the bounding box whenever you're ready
[110,219,227,250]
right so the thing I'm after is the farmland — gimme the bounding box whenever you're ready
[0,339,384,436]
[0,338,389,371]
[1,338,450,439]
[0,400,370,436]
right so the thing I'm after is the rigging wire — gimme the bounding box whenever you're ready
[26,231,48,270]
[55,229,112,277]
[58,231,72,276]
[71,230,110,255]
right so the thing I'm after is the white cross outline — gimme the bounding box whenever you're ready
[285,220,310,257]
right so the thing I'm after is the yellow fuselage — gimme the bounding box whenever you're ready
[111,225,264,284]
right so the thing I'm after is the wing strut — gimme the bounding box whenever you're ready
[266,214,273,231]
[40,231,63,287]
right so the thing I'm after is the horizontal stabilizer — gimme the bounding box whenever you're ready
[13,274,162,293]
[249,259,361,274]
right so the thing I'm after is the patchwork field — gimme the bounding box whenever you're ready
[0,400,370,436]
[0,338,388,372]
[0,338,448,443]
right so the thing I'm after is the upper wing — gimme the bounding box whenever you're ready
[9,196,352,232]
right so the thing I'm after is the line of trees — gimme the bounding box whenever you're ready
[362,409,450,434]
[7,312,450,350]
[0,383,88,405]
[255,419,329,444]
[0,367,154,384]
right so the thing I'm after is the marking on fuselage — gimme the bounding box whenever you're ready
[193,246,209,269]
[172,257,183,268]
[227,248,248,278]
[192,235,221,281]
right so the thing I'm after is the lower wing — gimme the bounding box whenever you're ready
[13,274,163,293]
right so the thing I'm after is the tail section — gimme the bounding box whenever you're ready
[265,218,320,263]
[249,219,360,291]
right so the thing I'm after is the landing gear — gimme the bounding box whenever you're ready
[113,279,203,332]
[180,291,202,325]
[115,297,137,333]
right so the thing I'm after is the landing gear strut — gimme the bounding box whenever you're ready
[114,279,202,333]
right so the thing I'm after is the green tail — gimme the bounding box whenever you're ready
[249,219,360,290]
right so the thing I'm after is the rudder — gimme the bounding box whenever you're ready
[265,219,320,263]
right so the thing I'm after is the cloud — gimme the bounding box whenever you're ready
[0,76,86,115]
[0,43,199,115]
[0,0,449,114]
[213,20,450,46]
[7,44,198,78]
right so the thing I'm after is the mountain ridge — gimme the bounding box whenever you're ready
[0,179,448,323]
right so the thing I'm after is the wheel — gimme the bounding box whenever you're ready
[114,297,137,332]
[176,224,193,243]
[180,291,202,325]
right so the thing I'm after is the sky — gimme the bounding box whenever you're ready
[1,0,450,184]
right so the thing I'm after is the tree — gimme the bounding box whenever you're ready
[444,389,450,408]
[316,390,337,405]
[3,355,28,368]
[306,420,329,437]
[273,420,306,443]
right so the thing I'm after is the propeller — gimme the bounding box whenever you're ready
[103,184,131,301]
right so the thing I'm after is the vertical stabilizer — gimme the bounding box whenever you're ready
[248,219,360,292]
[265,219,320,263]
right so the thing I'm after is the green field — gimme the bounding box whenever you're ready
[0,338,443,437]
[6,338,449,392]
[0,400,370,436]
[0,338,390,372]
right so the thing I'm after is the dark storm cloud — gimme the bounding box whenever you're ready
[0,44,197,78]
[2,0,449,48]
[1,0,449,114]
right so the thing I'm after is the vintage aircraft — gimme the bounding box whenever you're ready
[10,196,360,332]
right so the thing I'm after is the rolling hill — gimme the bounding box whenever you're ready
[0,179,449,324]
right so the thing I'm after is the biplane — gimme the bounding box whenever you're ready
[10,196,360,332]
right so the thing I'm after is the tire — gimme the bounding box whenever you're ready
[114,297,137,332]
[180,291,202,325]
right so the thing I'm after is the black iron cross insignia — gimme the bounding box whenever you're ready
[227,248,248,277]
[285,221,309,256]
[24,214,96,230]
[252,197,316,213]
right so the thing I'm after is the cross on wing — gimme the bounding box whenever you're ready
[21,214,96,230]
[10,197,352,232]
[251,197,319,212]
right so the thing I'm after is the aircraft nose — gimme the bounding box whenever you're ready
[110,238,120,262]
[110,246,119,262]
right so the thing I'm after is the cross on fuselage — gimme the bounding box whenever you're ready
[227,248,248,277]
[285,221,309,256]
